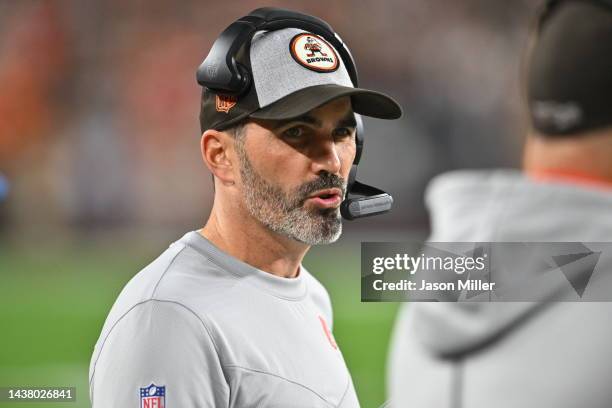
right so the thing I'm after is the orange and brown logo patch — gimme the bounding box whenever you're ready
[215,94,237,113]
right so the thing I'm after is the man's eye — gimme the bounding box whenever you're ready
[283,126,305,139]
[333,127,354,138]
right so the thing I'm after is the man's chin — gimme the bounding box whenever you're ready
[255,206,343,245]
[317,226,343,245]
[291,217,343,246]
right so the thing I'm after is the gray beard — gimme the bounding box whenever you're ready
[235,141,345,245]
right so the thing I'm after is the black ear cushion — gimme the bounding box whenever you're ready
[353,114,364,165]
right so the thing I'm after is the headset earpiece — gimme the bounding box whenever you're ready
[354,114,364,166]
[196,18,257,95]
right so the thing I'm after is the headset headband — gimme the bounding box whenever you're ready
[197,7,359,96]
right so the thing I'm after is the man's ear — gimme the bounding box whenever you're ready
[200,129,236,186]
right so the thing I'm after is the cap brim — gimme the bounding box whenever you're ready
[249,84,402,121]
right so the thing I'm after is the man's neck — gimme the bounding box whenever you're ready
[523,132,612,187]
[199,204,309,279]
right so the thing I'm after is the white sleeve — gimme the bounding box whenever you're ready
[90,299,229,407]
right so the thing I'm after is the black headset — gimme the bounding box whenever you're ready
[197,7,393,220]
[197,7,358,95]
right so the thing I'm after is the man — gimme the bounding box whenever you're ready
[388,1,612,407]
[89,8,401,408]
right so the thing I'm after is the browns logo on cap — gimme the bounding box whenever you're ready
[215,95,237,113]
[290,33,339,73]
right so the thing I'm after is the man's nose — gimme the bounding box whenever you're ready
[310,139,342,175]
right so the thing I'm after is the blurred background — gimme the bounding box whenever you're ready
[0,0,539,406]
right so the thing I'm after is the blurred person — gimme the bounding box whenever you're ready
[89,7,401,408]
[388,1,612,407]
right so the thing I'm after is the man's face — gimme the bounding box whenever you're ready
[234,97,356,245]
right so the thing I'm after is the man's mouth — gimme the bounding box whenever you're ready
[305,188,343,208]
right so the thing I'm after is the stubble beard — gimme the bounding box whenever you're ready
[235,140,346,245]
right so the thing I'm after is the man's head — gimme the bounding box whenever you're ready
[526,0,612,136]
[523,0,612,178]
[196,10,401,245]
[202,97,355,245]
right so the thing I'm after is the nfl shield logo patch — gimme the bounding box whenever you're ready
[140,384,165,408]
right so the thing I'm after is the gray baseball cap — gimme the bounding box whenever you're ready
[199,27,402,131]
